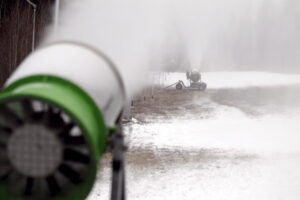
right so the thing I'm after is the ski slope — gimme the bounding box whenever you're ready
[88,71,300,200]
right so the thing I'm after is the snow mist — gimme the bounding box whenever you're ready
[43,0,300,95]
[43,0,169,95]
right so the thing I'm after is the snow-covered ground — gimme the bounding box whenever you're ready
[156,71,300,89]
[88,71,300,200]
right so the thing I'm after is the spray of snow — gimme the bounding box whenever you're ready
[43,0,300,95]
[44,0,168,95]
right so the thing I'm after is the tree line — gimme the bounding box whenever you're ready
[0,0,54,86]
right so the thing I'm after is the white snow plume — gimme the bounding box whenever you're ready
[44,0,168,95]
[44,0,300,95]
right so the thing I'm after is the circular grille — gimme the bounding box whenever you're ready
[8,124,63,177]
[0,99,92,199]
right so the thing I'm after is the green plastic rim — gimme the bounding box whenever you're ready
[0,75,107,200]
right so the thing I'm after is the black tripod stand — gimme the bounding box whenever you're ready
[109,124,126,200]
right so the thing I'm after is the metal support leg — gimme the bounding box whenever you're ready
[110,126,126,200]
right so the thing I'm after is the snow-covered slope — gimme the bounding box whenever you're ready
[89,71,300,200]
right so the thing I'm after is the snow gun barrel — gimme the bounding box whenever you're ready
[188,70,201,83]
[0,42,126,200]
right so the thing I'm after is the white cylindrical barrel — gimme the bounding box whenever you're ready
[6,42,126,126]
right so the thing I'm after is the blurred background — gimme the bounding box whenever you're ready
[1,0,300,87]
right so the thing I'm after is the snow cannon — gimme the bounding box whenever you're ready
[175,69,207,91]
[186,69,201,83]
[0,42,126,200]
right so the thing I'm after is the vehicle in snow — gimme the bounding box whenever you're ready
[175,69,207,91]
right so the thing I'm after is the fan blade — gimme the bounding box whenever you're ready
[64,148,90,164]
[0,126,11,149]
[0,150,5,160]
[0,125,12,135]
[0,171,11,181]
[63,135,86,146]
[7,172,28,197]
[0,130,10,146]
[58,123,85,145]
[30,111,46,122]
[7,171,23,184]
[24,177,34,196]
[0,148,8,160]
[58,122,74,136]
[0,139,6,149]
[20,99,34,119]
[46,108,65,128]
[46,175,61,196]
[58,164,81,184]
[0,164,12,181]
[7,172,27,196]
[0,104,22,128]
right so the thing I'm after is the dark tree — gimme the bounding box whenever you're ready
[0,0,54,86]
